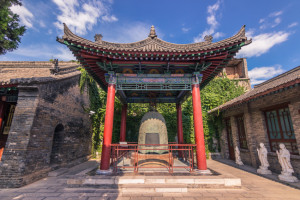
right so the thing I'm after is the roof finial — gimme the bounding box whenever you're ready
[204,35,213,43]
[149,25,157,38]
[94,34,103,42]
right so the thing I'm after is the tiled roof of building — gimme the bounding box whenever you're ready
[0,61,80,86]
[58,23,251,53]
[208,66,300,113]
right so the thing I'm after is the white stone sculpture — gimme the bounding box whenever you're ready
[257,143,272,174]
[276,143,298,182]
[235,146,244,165]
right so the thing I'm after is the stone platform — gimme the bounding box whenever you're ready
[1,159,300,200]
[66,158,241,192]
[67,174,241,191]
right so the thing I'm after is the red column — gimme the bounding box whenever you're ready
[0,101,5,160]
[192,83,207,170]
[176,103,184,158]
[100,83,116,170]
[120,104,127,142]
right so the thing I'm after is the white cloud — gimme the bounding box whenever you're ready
[10,4,34,28]
[288,22,298,28]
[193,0,222,42]
[55,46,76,60]
[102,22,163,43]
[53,0,115,35]
[6,44,75,61]
[271,17,281,28]
[248,65,284,85]
[237,31,290,58]
[269,11,283,17]
[213,32,224,39]
[259,10,283,30]
[39,21,46,28]
[259,18,265,24]
[48,29,53,35]
[182,27,190,33]
[102,15,118,22]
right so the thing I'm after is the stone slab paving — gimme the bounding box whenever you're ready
[0,159,300,200]
[215,158,300,189]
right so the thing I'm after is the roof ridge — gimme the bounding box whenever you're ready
[254,66,300,88]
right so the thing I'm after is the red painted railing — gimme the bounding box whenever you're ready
[110,143,197,173]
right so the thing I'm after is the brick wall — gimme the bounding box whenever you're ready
[0,75,91,188]
[220,86,300,178]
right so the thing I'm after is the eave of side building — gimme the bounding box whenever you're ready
[208,66,300,114]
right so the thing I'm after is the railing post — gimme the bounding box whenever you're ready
[120,104,127,142]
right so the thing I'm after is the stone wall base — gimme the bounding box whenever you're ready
[0,155,91,188]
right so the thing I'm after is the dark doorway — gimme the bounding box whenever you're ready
[225,118,235,160]
[50,124,64,164]
[0,102,16,161]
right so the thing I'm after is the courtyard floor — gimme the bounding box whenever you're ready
[0,159,299,200]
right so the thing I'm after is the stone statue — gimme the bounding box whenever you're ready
[276,143,298,182]
[235,146,244,165]
[257,143,271,174]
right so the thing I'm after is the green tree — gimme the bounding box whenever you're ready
[200,76,246,153]
[0,0,26,55]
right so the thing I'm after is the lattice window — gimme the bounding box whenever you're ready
[236,115,248,149]
[264,106,298,154]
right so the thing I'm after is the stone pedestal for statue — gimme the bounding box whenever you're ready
[278,172,298,182]
[257,143,272,175]
[276,143,298,183]
[235,146,244,166]
[257,166,272,175]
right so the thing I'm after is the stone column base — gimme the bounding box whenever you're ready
[96,168,113,175]
[278,174,298,182]
[193,169,212,175]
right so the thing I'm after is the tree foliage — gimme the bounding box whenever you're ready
[0,0,26,55]
[78,67,106,156]
[200,76,245,152]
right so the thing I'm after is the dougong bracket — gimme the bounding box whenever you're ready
[105,71,117,85]
[192,72,203,85]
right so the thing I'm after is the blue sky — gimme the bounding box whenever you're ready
[1,0,300,85]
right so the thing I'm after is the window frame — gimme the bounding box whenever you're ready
[263,103,298,155]
[235,114,248,150]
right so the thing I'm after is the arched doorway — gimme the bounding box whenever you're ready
[50,124,64,164]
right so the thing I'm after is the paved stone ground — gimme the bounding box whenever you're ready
[0,159,299,200]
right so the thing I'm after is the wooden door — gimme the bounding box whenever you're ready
[0,102,6,160]
[225,118,235,160]
[0,103,15,161]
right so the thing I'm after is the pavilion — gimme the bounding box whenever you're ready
[57,24,251,173]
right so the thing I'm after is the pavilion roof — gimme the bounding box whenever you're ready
[58,24,251,53]
[57,24,251,104]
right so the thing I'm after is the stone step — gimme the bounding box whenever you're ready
[66,176,241,190]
